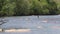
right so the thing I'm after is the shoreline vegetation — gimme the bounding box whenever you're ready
[0,0,60,17]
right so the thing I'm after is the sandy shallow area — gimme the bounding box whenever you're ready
[4,29,31,32]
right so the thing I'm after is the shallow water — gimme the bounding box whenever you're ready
[0,15,60,34]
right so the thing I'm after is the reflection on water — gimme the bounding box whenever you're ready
[0,15,60,34]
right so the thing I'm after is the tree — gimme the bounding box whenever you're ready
[30,0,49,15]
[46,0,58,15]
[0,0,59,16]
[14,0,31,16]
[0,0,5,17]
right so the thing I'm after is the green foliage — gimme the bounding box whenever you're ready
[0,0,59,16]
[46,0,58,15]
[0,0,15,16]
[14,0,31,16]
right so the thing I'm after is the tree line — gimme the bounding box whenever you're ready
[0,0,60,17]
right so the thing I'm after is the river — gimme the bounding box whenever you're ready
[0,15,60,34]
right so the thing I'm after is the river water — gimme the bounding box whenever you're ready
[0,15,60,34]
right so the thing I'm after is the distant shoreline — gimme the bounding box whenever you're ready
[0,14,60,18]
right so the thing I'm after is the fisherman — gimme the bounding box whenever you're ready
[37,15,39,18]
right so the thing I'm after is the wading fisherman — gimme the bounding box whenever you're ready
[37,15,39,18]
